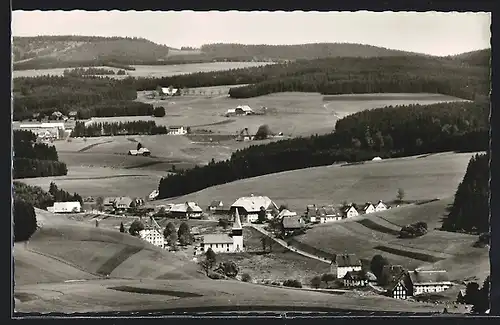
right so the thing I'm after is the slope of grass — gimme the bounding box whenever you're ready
[154,152,478,213]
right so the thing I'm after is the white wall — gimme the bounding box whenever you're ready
[140,229,164,248]
[204,242,234,253]
[335,266,362,279]
[413,284,451,295]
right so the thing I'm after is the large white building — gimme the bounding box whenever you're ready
[47,201,82,213]
[18,122,66,140]
[199,209,244,254]
[168,126,188,135]
[230,195,278,223]
[330,254,363,279]
[139,217,165,249]
[408,269,453,296]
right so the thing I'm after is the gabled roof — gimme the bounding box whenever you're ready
[231,196,277,213]
[236,105,253,112]
[344,271,367,281]
[332,254,362,267]
[343,205,358,214]
[169,125,184,129]
[317,205,339,216]
[363,202,375,211]
[203,234,234,244]
[170,202,203,213]
[115,197,133,207]
[408,270,451,285]
[282,216,304,229]
[278,209,297,218]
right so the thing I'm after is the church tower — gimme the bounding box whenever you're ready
[232,208,244,252]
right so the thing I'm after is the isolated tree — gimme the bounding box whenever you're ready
[13,199,37,242]
[473,276,490,313]
[95,196,104,211]
[153,106,166,117]
[311,276,322,289]
[257,206,267,223]
[215,261,239,278]
[178,221,193,245]
[137,142,143,150]
[255,124,272,140]
[119,222,125,233]
[164,221,176,239]
[128,220,144,236]
[199,247,217,275]
[241,273,251,282]
[321,273,336,287]
[464,282,480,305]
[396,188,405,203]
[370,255,390,280]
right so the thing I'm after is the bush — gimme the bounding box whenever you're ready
[208,271,227,280]
[399,221,428,238]
[254,124,273,140]
[310,276,322,289]
[214,261,239,278]
[283,279,302,288]
[128,220,144,236]
[153,106,166,117]
[241,273,251,282]
[14,199,38,242]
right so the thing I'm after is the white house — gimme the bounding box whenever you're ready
[169,202,203,219]
[148,190,159,200]
[230,195,278,223]
[343,205,359,219]
[139,217,165,248]
[408,270,453,296]
[168,126,187,135]
[362,202,376,214]
[199,209,244,254]
[277,209,297,219]
[160,87,179,96]
[19,122,66,140]
[47,201,82,213]
[128,147,151,156]
[317,206,342,223]
[331,254,363,279]
[235,105,254,115]
[375,200,388,212]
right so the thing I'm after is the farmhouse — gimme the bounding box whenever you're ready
[18,122,66,140]
[208,200,224,212]
[342,205,359,219]
[200,209,244,253]
[277,209,297,219]
[168,126,188,135]
[114,197,133,214]
[389,276,411,300]
[330,254,363,279]
[317,206,342,223]
[343,271,369,287]
[139,217,165,249]
[160,86,179,96]
[408,269,453,296]
[128,147,151,156]
[282,216,306,236]
[233,105,254,116]
[230,195,278,223]
[375,200,388,212]
[362,202,376,214]
[103,197,117,212]
[47,201,82,213]
[169,202,203,219]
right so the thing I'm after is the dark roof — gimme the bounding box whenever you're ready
[343,271,367,281]
[343,205,358,213]
[409,270,451,285]
[332,254,362,267]
[363,203,375,211]
[282,216,304,229]
[318,205,338,216]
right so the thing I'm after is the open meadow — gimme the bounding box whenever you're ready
[12,62,273,79]
[153,151,481,212]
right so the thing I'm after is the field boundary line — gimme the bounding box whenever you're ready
[77,140,114,153]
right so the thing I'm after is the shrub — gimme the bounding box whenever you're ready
[320,273,336,286]
[241,273,251,282]
[283,279,302,288]
[14,199,37,242]
[128,220,144,236]
[310,276,322,289]
[399,221,428,238]
[254,124,273,140]
[153,106,166,117]
[214,261,239,278]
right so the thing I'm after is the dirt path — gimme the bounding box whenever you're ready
[247,224,332,264]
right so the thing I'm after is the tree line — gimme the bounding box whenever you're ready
[14,181,83,209]
[71,121,168,137]
[442,153,489,234]
[157,100,488,199]
[63,67,126,76]
[13,130,68,179]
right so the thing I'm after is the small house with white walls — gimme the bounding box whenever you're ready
[362,202,376,214]
[343,205,359,219]
[235,105,254,115]
[199,209,244,254]
[330,254,363,279]
[408,269,453,296]
[375,200,388,212]
[139,217,165,249]
[47,201,82,213]
[168,126,187,135]
[230,195,278,223]
[317,206,342,223]
[169,202,203,219]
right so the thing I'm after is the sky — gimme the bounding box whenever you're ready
[11,11,491,56]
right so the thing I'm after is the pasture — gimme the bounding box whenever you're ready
[153,152,480,212]
[12,62,273,79]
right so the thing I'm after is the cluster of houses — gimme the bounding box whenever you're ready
[306,200,389,224]
[17,121,70,141]
[102,197,145,214]
[154,202,204,219]
[330,254,452,300]
[225,105,255,117]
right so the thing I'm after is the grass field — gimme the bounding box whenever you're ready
[153,152,481,212]
[12,62,273,79]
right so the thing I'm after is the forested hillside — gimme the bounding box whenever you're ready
[157,100,489,199]
[132,54,490,101]
[13,130,68,178]
[442,153,489,233]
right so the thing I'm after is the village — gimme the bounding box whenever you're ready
[42,192,469,311]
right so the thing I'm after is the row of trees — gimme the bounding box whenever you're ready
[71,121,168,137]
[48,182,83,206]
[13,130,68,179]
[442,153,489,233]
[63,67,122,76]
[157,101,488,199]
[14,182,83,209]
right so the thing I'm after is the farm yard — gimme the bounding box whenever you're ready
[153,151,481,212]
[12,62,274,79]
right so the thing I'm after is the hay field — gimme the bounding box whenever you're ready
[154,152,480,212]
[132,92,466,137]
[13,62,273,79]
